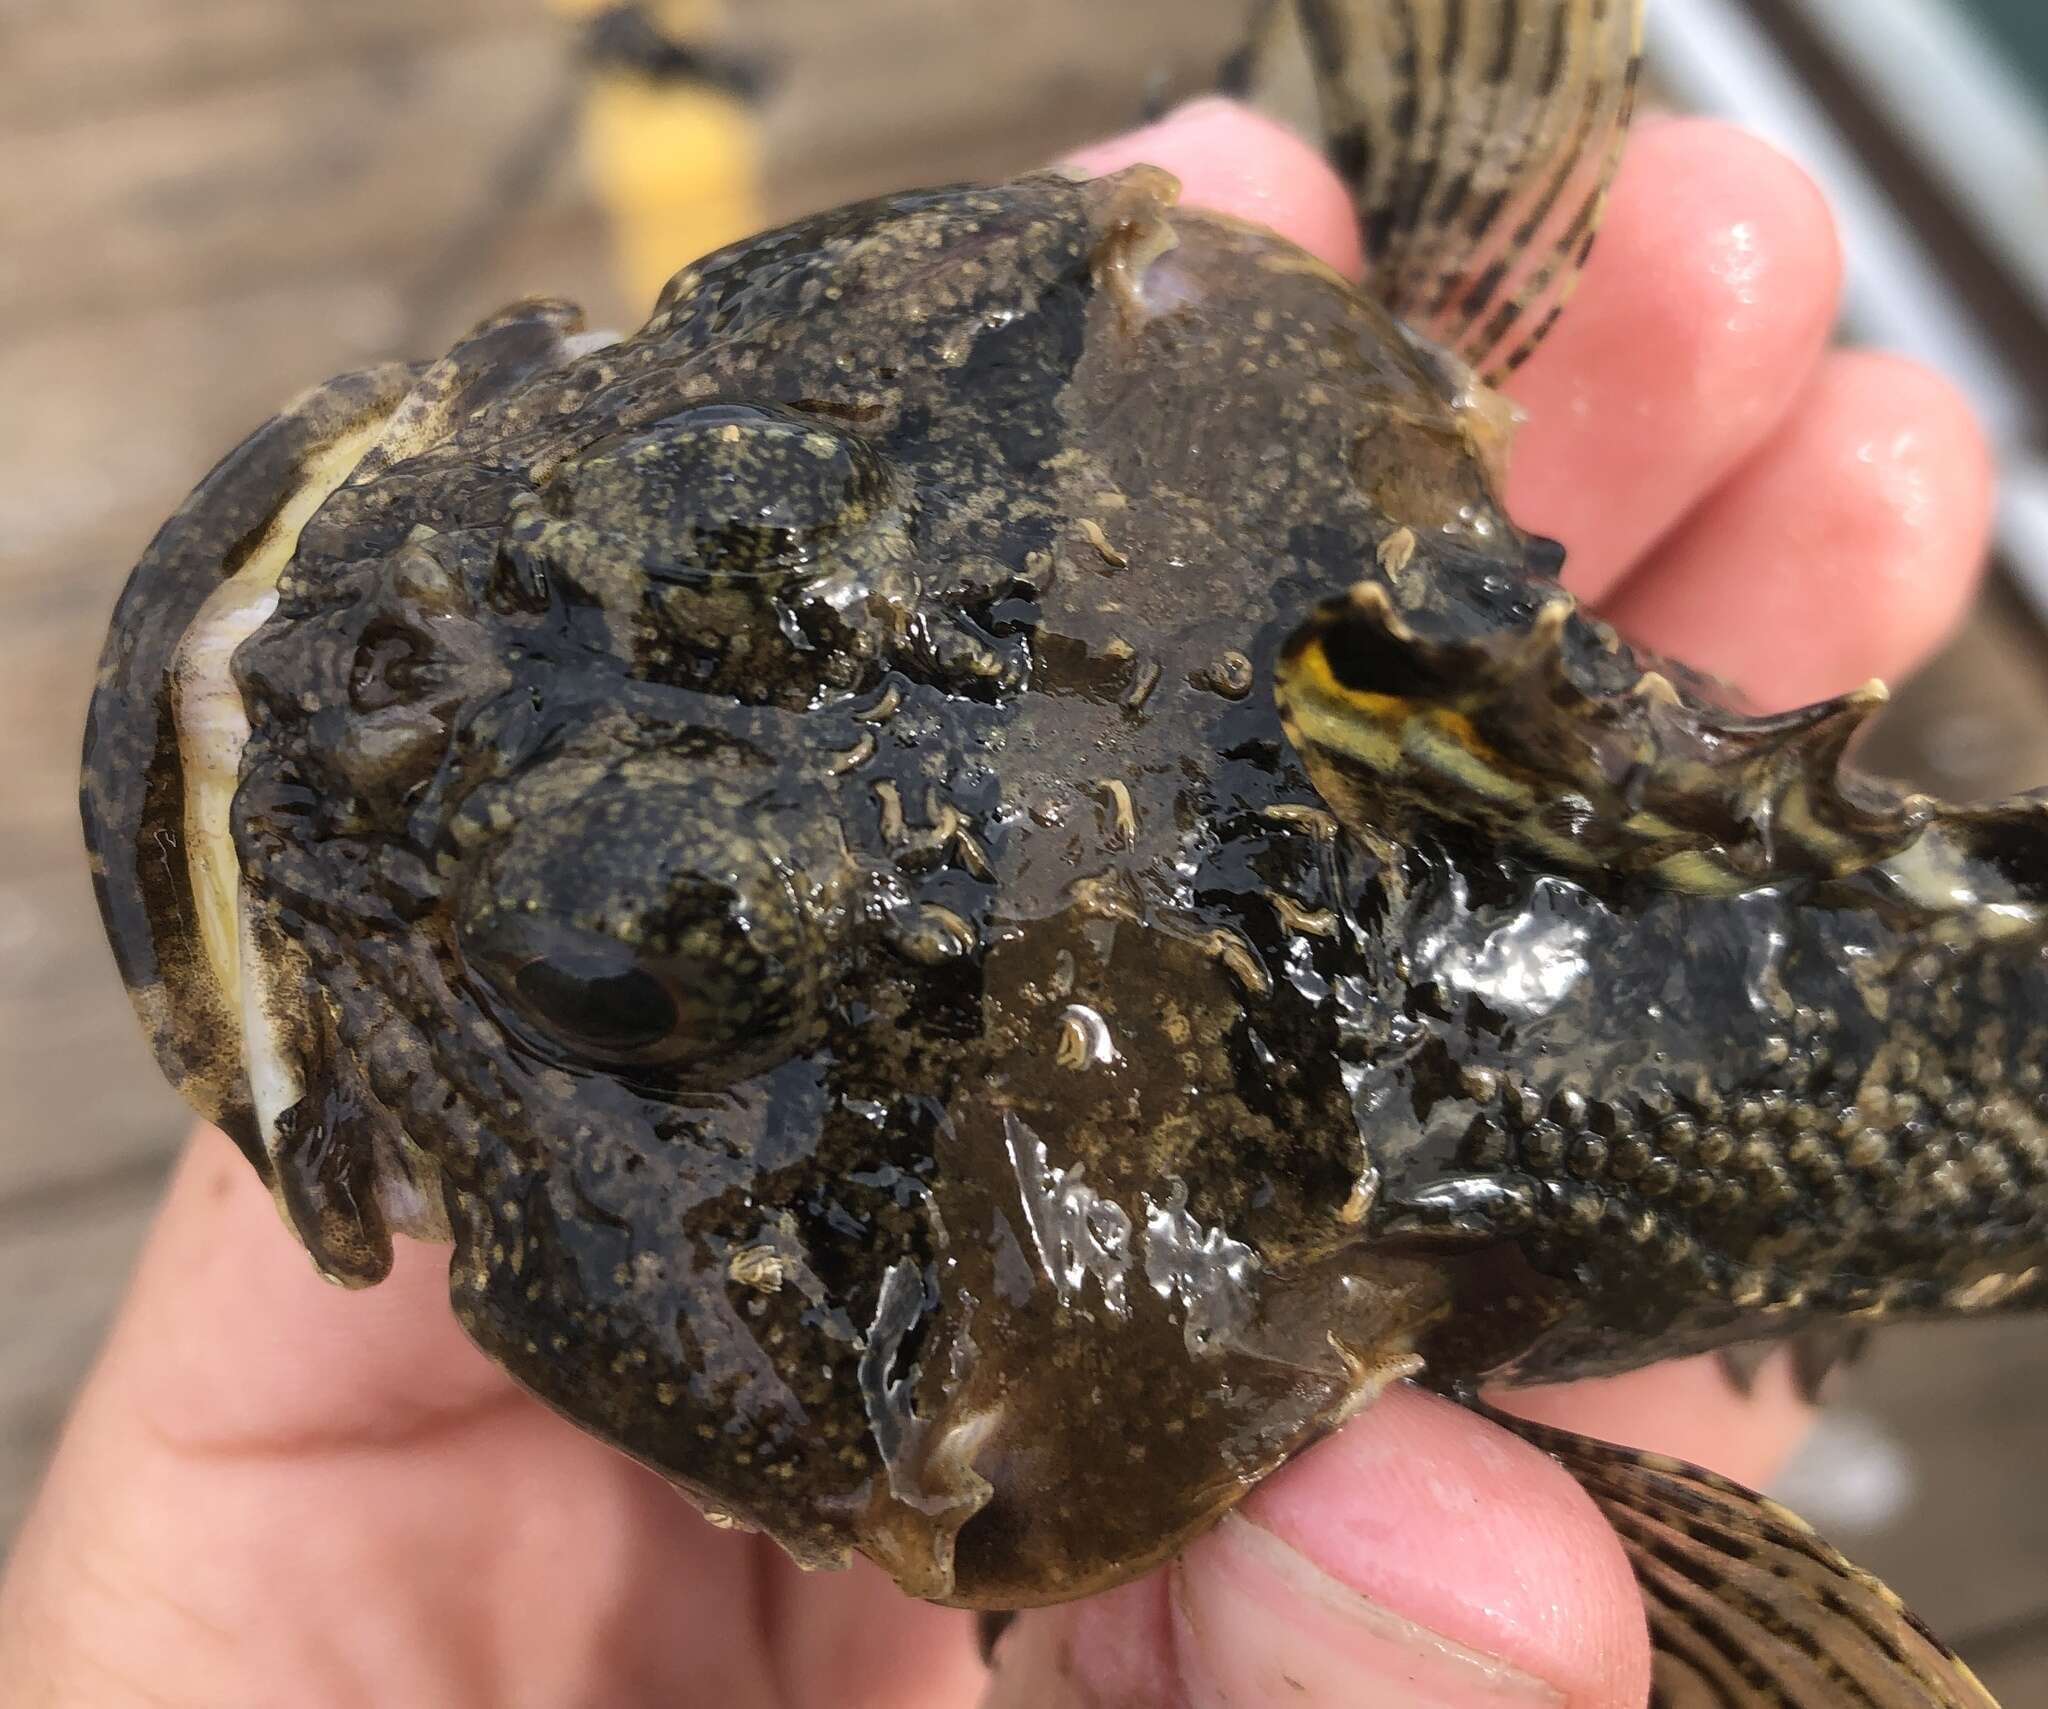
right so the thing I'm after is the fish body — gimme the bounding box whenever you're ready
[80,3,2031,1700]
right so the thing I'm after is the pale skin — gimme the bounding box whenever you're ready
[0,103,1995,1708]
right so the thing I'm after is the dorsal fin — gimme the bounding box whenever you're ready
[1238,0,1643,381]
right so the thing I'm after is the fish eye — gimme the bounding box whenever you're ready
[509,945,681,1061]
[454,831,818,1084]
[546,401,891,579]
[459,912,696,1069]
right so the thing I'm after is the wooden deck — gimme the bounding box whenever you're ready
[1,2,2043,1695]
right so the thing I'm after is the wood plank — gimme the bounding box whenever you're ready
[752,0,1248,218]
[0,0,545,129]
[0,1174,164,1545]
[0,206,617,616]
[0,283,412,598]
[1,28,572,327]
[0,856,187,1205]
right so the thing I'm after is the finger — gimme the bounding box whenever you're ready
[1065,97,1366,276]
[0,1129,781,1709]
[1507,117,1846,602]
[102,1127,508,1453]
[762,1553,985,1709]
[988,1385,1652,1709]
[1599,351,1996,710]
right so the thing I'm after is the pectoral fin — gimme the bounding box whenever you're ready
[1493,1408,2000,1709]
[1276,570,2048,918]
[1275,576,1943,895]
[1237,0,1644,380]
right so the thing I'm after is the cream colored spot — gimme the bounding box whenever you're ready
[728,1246,789,1293]
[1122,660,1162,710]
[872,780,907,845]
[1950,1268,2040,1312]
[853,680,903,724]
[1338,1171,1378,1226]
[1202,928,1271,997]
[1631,670,1682,707]
[827,731,878,775]
[1056,1005,1118,1070]
[1261,802,1340,841]
[1270,893,1338,938]
[1079,517,1128,568]
[1094,779,1138,848]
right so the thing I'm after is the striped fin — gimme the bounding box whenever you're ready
[1496,1411,2001,1709]
[1241,0,1643,381]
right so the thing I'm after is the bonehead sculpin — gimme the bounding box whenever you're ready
[82,4,2035,1701]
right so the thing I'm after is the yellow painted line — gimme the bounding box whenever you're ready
[550,0,767,310]
[584,79,764,307]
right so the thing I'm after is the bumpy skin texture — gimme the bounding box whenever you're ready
[82,170,2048,1609]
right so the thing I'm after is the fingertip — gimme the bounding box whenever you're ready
[1638,116,1847,318]
[1586,114,1846,393]
[1510,116,1846,597]
[1837,348,1998,630]
[1064,98,1366,277]
[1005,1387,1651,1708]
[1207,1385,1648,1708]
[1606,348,1995,708]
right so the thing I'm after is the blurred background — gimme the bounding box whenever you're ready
[2,0,2045,1694]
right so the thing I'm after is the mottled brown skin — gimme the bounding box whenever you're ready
[82,169,2048,1609]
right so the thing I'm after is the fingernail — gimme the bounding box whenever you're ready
[1173,1514,1566,1709]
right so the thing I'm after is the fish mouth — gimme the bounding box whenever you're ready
[85,312,623,1276]
[172,413,397,1206]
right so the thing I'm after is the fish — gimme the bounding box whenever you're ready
[79,3,2028,1700]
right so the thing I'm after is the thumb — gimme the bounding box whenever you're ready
[982,1384,1651,1709]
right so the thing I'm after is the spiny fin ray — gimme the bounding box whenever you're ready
[1276,564,2048,903]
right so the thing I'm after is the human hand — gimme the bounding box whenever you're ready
[0,101,1992,1709]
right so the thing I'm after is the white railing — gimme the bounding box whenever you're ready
[1648,0,2048,617]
